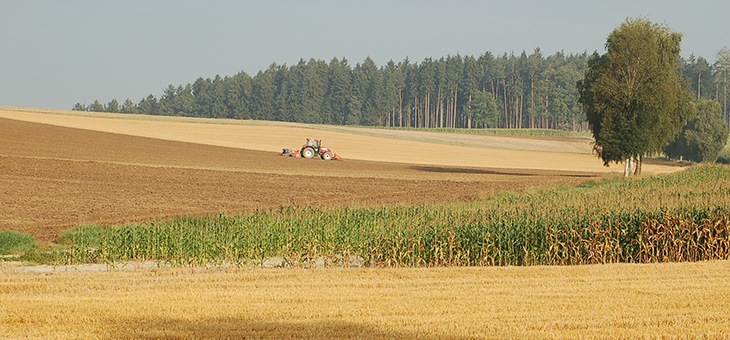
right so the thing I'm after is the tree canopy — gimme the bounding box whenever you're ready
[577,18,694,176]
[665,100,729,163]
[74,52,589,130]
[74,44,728,135]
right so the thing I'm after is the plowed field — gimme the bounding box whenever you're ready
[2,107,723,340]
[0,107,680,242]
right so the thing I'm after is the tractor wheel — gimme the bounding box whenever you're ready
[322,152,333,161]
[301,147,315,159]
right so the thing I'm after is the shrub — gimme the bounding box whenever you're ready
[0,230,36,255]
[665,100,729,163]
[716,147,730,164]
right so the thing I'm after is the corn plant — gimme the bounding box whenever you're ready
[55,165,730,267]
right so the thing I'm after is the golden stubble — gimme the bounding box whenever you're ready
[2,261,729,339]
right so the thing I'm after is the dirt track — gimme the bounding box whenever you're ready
[1,116,603,242]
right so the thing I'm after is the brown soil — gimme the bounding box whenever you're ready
[1,117,600,242]
[2,106,681,174]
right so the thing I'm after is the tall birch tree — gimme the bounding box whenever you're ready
[577,18,694,177]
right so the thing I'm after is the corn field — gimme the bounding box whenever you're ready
[58,165,730,267]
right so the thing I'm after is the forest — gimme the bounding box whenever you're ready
[74,47,730,131]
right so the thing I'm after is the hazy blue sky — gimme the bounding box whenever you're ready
[2,1,728,110]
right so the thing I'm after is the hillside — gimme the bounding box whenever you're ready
[2,106,727,340]
[0,106,633,242]
[0,106,681,173]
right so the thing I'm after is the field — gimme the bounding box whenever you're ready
[1,106,728,339]
[3,262,729,339]
[0,106,648,243]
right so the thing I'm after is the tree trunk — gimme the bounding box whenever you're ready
[398,88,403,128]
[414,96,419,128]
[440,99,445,128]
[634,155,642,176]
[389,107,392,127]
[446,98,451,128]
[698,69,701,101]
[530,76,535,129]
[517,96,525,129]
[450,98,455,128]
[437,87,442,128]
[624,156,637,178]
[503,82,508,128]
[723,84,728,127]
[425,92,430,128]
[451,87,459,128]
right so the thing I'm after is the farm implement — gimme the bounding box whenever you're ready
[280,138,344,161]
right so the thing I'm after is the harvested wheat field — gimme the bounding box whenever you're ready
[3,106,721,339]
[2,261,729,339]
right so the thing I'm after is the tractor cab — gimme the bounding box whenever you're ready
[305,138,321,152]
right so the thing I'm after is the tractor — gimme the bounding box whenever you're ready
[299,138,342,160]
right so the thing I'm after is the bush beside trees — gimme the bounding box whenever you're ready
[665,100,730,163]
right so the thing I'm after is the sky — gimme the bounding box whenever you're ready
[2,0,729,110]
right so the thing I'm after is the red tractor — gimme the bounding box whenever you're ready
[299,138,343,160]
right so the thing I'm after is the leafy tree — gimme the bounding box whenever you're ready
[577,18,694,177]
[665,100,729,163]
[464,90,499,128]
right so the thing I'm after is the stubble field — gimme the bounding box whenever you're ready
[2,106,726,339]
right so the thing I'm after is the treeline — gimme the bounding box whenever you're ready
[74,47,730,130]
[678,47,730,126]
